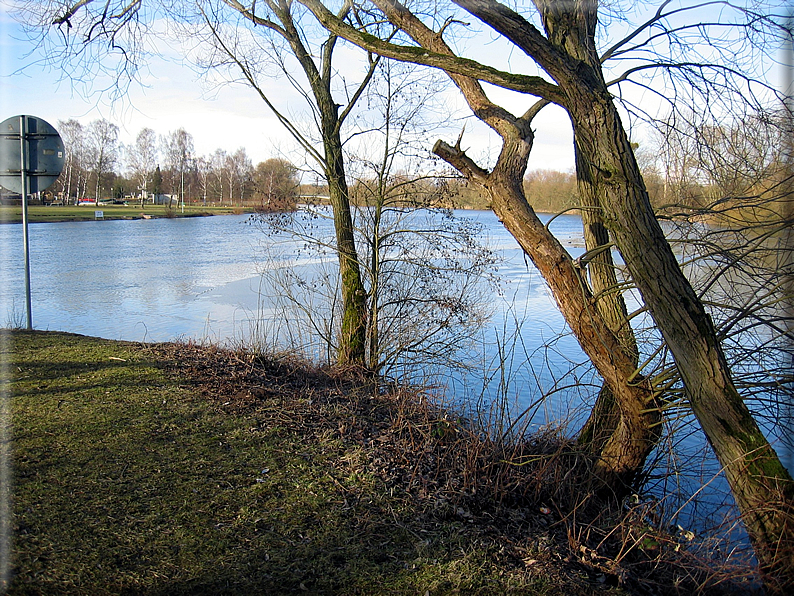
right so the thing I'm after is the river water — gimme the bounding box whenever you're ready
[0,210,587,391]
[1,209,789,543]
[0,210,591,423]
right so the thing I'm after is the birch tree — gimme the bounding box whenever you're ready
[161,128,194,208]
[85,118,119,203]
[56,119,87,203]
[126,127,158,206]
[225,147,253,204]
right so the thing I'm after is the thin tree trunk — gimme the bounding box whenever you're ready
[64,162,72,203]
[367,199,383,371]
[325,130,367,365]
[273,0,369,366]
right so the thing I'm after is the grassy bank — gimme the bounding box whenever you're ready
[0,204,253,224]
[1,331,753,594]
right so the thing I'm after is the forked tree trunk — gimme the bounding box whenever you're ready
[435,131,659,491]
[557,48,794,589]
[276,1,369,366]
[365,0,660,490]
[461,1,794,586]
[324,130,368,365]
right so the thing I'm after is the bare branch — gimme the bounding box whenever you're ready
[51,0,95,26]
[298,0,564,102]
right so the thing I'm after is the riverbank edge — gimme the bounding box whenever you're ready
[2,330,756,594]
[0,206,254,225]
[0,204,561,225]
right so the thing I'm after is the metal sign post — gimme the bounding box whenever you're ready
[19,116,32,329]
[0,115,65,330]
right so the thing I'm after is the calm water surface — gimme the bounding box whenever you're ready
[0,210,586,365]
[1,214,269,341]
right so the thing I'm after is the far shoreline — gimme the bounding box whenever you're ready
[0,202,522,225]
[0,203,257,225]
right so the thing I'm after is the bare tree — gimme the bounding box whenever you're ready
[248,52,493,379]
[191,0,375,365]
[209,149,228,203]
[161,128,194,208]
[126,127,158,206]
[345,59,495,375]
[56,119,88,203]
[225,147,253,205]
[194,155,213,206]
[296,1,794,589]
[85,118,119,203]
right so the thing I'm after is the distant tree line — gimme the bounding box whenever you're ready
[48,119,302,211]
[27,115,788,227]
[41,117,581,213]
[642,112,791,225]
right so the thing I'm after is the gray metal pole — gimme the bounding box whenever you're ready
[19,115,32,330]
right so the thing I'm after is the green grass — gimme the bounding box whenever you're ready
[5,331,614,595]
[0,204,251,224]
[3,330,741,594]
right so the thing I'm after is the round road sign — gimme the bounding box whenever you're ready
[0,115,65,195]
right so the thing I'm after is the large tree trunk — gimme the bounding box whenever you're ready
[435,130,659,491]
[568,89,794,589]
[367,0,659,490]
[576,143,641,455]
[463,2,794,586]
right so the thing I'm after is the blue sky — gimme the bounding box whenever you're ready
[0,3,577,173]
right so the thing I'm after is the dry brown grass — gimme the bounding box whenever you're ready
[156,340,761,595]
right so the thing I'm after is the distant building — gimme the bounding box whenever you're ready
[153,193,176,205]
